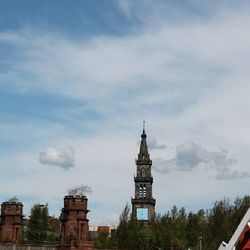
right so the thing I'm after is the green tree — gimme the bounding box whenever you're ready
[24,204,58,245]
[231,196,250,230]
[96,195,250,250]
[186,210,207,250]
[207,198,233,250]
[115,204,130,248]
[94,233,111,248]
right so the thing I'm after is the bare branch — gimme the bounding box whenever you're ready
[67,185,92,196]
[8,196,19,202]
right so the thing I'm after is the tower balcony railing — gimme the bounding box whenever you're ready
[134,176,153,182]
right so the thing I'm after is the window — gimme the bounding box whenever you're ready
[139,185,143,198]
[143,185,147,198]
[141,168,146,177]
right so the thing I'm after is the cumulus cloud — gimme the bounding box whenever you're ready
[3,0,250,223]
[39,147,75,169]
[152,141,248,180]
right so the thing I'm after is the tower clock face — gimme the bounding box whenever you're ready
[136,208,148,220]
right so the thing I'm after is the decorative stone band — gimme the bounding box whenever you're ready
[135,159,152,165]
[131,198,156,205]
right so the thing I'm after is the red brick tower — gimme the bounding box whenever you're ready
[0,201,23,243]
[59,195,93,250]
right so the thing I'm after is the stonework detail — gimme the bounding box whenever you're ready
[0,202,23,243]
[131,127,156,220]
[59,195,93,250]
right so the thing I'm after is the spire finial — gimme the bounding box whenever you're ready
[142,120,146,137]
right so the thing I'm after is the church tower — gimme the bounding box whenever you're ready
[131,123,156,221]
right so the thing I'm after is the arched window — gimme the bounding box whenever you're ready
[141,168,146,177]
[143,184,147,198]
[139,185,143,198]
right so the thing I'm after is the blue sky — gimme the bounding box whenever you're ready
[1,0,250,225]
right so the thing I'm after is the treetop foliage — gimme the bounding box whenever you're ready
[22,204,59,245]
[94,195,250,250]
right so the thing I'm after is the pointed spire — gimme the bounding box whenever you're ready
[138,121,150,161]
[142,120,146,138]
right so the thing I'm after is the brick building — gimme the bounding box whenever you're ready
[0,201,23,243]
[59,195,93,250]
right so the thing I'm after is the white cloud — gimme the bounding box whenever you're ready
[2,1,250,224]
[1,7,250,124]
[0,134,138,225]
[152,141,247,180]
[39,147,75,169]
